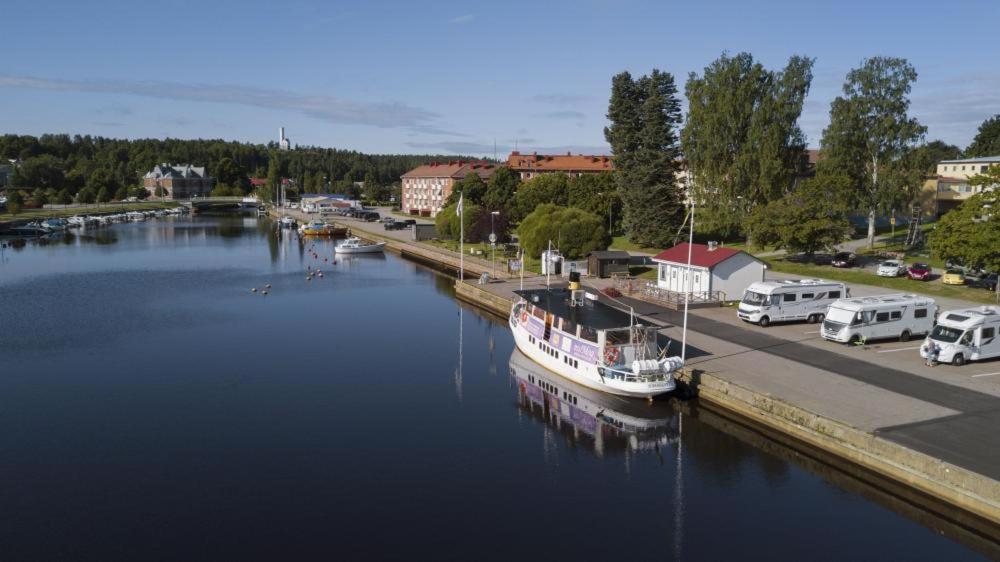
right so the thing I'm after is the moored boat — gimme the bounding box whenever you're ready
[509,284,682,398]
[298,220,347,237]
[335,236,385,254]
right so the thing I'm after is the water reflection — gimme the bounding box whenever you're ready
[509,348,679,458]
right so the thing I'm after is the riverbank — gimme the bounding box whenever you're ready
[454,278,1000,539]
[0,201,180,225]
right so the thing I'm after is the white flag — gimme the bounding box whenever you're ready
[456,194,463,217]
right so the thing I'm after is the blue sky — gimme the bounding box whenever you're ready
[2,0,998,156]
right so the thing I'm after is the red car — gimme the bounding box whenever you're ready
[907,262,932,281]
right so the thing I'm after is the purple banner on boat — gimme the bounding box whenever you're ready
[571,340,598,363]
[524,317,544,339]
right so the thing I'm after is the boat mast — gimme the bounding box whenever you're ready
[681,200,694,362]
[545,239,551,289]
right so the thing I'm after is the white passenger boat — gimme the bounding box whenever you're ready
[509,285,683,398]
[335,236,386,254]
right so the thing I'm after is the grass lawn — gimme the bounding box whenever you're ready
[425,239,543,273]
[629,265,658,280]
[767,259,996,304]
[609,236,664,254]
[1,201,179,222]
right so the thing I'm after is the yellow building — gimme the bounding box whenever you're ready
[922,156,999,216]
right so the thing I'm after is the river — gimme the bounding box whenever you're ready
[0,216,992,561]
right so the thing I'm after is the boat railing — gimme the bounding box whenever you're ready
[612,277,726,306]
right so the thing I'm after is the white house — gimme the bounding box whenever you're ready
[651,242,764,300]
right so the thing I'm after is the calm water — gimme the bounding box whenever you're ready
[0,216,993,561]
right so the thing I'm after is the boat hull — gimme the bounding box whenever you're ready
[508,304,675,398]
[335,242,386,254]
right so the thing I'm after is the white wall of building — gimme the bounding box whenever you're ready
[709,252,765,300]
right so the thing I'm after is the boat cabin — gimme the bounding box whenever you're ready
[514,288,661,372]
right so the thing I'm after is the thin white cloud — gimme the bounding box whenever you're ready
[0,74,450,133]
[405,140,610,156]
[449,14,474,24]
[530,93,589,105]
[536,110,586,121]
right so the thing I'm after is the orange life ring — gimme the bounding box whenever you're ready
[604,347,620,365]
[520,310,529,323]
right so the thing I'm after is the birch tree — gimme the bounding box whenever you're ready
[819,57,926,249]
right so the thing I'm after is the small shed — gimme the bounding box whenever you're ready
[651,242,764,300]
[587,250,632,278]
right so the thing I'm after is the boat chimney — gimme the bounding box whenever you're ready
[568,271,580,291]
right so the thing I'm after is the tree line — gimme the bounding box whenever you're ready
[0,134,473,203]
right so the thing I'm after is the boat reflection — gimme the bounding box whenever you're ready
[509,348,678,457]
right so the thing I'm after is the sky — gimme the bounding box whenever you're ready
[1,0,998,156]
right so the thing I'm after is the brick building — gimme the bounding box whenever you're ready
[400,161,497,217]
[143,163,214,199]
[506,151,612,180]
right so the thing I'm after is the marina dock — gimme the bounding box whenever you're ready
[266,206,1000,536]
[455,277,1000,536]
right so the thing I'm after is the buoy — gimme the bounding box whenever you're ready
[251,288,257,293]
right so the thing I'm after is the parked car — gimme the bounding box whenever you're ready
[970,272,998,291]
[380,217,395,224]
[877,260,905,277]
[942,269,966,285]
[831,252,856,268]
[907,263,932,281]
[384,221,408,231]
[402,219,417,226]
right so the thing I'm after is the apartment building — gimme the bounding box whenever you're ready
[400,161,497,217]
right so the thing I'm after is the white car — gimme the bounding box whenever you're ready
[877,260,905,277]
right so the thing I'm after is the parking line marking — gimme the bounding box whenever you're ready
[972,372,1000,378]
[876,346,922,353]
[803,330,820,334]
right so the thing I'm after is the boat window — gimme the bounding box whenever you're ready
[606,330,626,345]
[580,326,598,343]
[561,318,578,336]
[890,311,902,320]
[930,325,963,343]
[915,308,927,318]
[783,293,797,303]
[532,306,545,320]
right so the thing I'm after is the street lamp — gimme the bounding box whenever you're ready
[490,211,500,279]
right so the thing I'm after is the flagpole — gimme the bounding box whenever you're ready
[519,247,524,291]
[458,194,464,281]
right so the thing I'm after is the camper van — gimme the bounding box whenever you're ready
[920,306,1000,366]
[738,279,848,327]
[821,294,936,344]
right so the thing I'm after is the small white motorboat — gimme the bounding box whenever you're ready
[335,236,386,254]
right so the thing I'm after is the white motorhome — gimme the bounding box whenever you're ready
[920,306,1000,366]
[822,294,936,344]
[738,279,848,327]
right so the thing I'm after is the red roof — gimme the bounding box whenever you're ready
[651,243,745,269]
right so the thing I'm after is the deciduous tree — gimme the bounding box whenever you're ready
[509,173,569,223]
[965,115,1000,158]
[6,190,24,215]
[435,201,482,242]
[747,176,854,257]
[682,52,814,242]
[818,57,926,249]
[929,165,1000,273]
[517,204,610,260]
[444,173,487,207]
[481,166,520,211]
